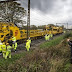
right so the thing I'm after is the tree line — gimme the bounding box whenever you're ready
[20,24,64,30]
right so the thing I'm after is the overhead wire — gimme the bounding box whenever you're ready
[20,2,56,26]
[17,1,72,28]
[19,1,58,24]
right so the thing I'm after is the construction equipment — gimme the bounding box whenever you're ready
[0,22,63,43]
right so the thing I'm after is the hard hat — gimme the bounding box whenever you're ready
[6,43,9,45]
[29,37,30,39]
[45,34,47,36]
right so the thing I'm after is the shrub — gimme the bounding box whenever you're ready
[63,32,72,39]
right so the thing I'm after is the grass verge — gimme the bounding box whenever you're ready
[0,33,72,72]
[40,35,64,49]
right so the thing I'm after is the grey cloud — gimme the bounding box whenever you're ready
[19,0,57,13]
[18,0,72,28]
[18,0,70,14]
[30,0,56,12]
[61,0,67,1]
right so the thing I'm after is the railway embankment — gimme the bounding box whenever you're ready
[0,32,72,72]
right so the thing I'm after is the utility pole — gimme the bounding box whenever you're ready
[27,0,30,39]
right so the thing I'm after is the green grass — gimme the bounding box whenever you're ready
[40,32,72,49]
[40,35,64,49]
[0,51,27,67]
[0,32,72,72]
[63,63,71,72]
[0,50,33,71]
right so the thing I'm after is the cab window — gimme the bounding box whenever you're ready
[1,35,4,38]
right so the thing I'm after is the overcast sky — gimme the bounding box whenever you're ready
[18,0,72,28]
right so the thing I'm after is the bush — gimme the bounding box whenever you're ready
[63,32,72,39]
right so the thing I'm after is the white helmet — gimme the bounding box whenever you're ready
[46,34,47,36]
[29,37,30,39]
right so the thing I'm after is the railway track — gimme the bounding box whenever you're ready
[17,33,63,51]
[0,33,64,58]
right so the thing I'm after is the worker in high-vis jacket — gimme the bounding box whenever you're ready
[50,33,53,39]
[12,36,17,52]
[5,43,12,59]
[0,40,3,55]
[14,42,17,52]
[2,42,6,58]
[47,34,50,41]
[64,31,66,33]
[12,36,16,42]
[47,34,51,40]
[26,40,30,51]
[45,34,48,41]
